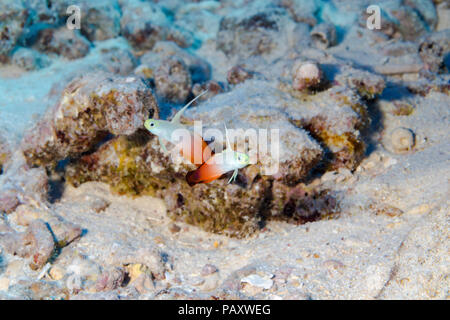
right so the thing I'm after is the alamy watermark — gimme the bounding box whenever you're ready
[65,4,382,31]
[366,5,381,30]
[66,5,81,30]
[169,122,280,176]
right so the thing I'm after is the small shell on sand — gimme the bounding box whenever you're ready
[292,60,324,91]
[390,127,415,153]
[227,65,254,85]
[310,23,337,49]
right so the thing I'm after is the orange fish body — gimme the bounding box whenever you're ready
[175,132,213,167]
[186,157,226,186]
[186,150,250,186]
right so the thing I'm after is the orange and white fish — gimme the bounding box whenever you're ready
[144,91,212,166]
[186,125,250,186]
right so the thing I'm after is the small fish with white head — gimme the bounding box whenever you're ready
[144,91,211,166]
[186,124,250,186]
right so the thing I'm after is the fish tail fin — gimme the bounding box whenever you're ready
[186,168,219,186]
[186,170,199,186]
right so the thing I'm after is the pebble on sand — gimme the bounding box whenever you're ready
[241,273,274,290]
[292,60,324,91]
[390,127,415,153]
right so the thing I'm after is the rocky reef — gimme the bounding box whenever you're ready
[61,72,383,236]
[21,72,158,167]
[3,0,387,238]
[120,0,193,50]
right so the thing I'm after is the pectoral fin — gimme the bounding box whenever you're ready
[227,169,238,184]
[159,137,168,153]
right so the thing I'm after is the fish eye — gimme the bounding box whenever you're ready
[145,119,158,130]
[235,153,248,164]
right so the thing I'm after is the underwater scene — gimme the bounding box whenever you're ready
[0,0,448,300]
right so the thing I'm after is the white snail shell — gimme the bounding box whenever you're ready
[391,127,415,153]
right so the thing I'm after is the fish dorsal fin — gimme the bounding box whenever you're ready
[224,123,232,151]
[171,90,208,124]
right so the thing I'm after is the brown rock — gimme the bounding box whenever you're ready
[21,72,158,167]
[192,81,224,100]
[201,264,219,276]
[154,57,192,103]
[34,27,91,60]
[95,267,126,292]
[227,66,254,85]
[0,219,55,270]
[0,189,20,214]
